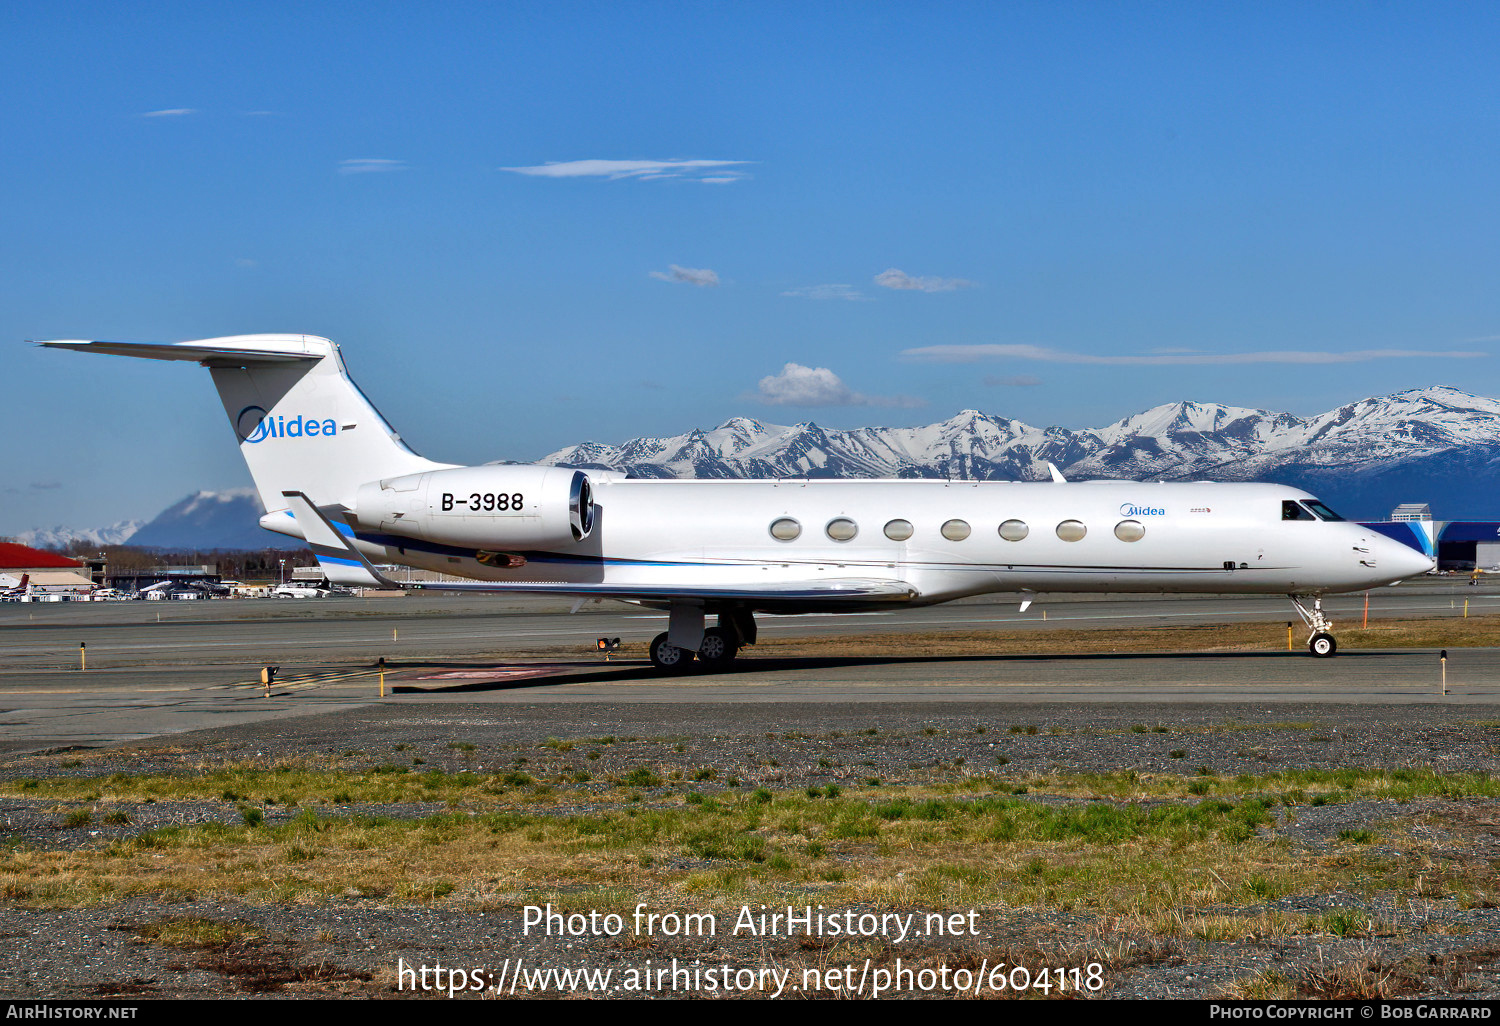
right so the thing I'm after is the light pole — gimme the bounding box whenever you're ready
[279,559,288,587]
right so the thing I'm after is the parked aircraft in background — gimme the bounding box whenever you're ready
[0,574,30,599]
[40,335,1436,669]
[270,582,332,599]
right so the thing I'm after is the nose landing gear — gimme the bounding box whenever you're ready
[1289,595,1338,657]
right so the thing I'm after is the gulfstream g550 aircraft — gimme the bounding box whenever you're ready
[40,334,1435,669]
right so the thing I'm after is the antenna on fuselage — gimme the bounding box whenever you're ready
[1047,462,1067,484]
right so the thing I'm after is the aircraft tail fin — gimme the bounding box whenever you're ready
[38,336,453,519]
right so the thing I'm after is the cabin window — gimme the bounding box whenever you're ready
[1304,500,1346,522]
[884,519,914,541]
[1281,500,1316,522]
[999,519,1029,541]
[1056,520,1087,542]
[1114,520,1145,542]
[826,517,858,541]
[769,517,801,541]
[940,519,971,541]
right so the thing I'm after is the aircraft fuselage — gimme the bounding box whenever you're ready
[261,477,1432,611]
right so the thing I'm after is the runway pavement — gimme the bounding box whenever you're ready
[1,579,1497,754]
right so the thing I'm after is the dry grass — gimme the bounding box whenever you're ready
[0,784,1422,915]
[126,916,261,950]
[12,764,1496,808]
[1225,943,1500,999]
[741,614,1500,660]
[388,613,1500,664]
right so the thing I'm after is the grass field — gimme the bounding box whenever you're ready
[4,765,1497,925]
[459,613,1500,663]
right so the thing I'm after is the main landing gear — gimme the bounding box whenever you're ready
[1289,594,1337,658]
[649,607,756,673]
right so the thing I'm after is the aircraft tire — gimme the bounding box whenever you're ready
[1308,632,1337,658]
[697,627,739,668]
[649,632,695,673]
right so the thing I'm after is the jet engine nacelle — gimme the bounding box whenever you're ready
[354,466,595,548]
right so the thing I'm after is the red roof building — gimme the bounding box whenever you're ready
[0,543,86,571]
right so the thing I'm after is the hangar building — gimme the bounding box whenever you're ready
[0,543,96,595]
[1363,506,1500,572]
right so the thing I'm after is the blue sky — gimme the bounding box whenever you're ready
[5,2,1500,531]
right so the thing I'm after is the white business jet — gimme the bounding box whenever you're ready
[39,335,1435,669]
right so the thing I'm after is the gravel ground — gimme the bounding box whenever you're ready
[5,701,1500,1000]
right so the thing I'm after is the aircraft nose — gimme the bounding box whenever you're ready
[1372,534,1436,581]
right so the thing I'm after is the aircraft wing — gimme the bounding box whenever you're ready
[401,578,917,602]
[281,491,917,605]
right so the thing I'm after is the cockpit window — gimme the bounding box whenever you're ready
[1303,500,1346,522]
[1282,500,1317,521]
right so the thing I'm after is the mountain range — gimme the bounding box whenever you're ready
[14,490,271,553]
[14,384,1500,550]
[539,385,1500,521]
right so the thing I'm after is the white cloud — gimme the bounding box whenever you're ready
[875,268,974,293]
[141,108,197,118]
[781,284,870,301]
[500,159,749,182]
[901,343,1488,365]
[339,158,408,175]
[984,374,1042,387]
[755,363,922,408]
[650,265,720,287]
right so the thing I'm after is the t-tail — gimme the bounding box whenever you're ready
[34,335,454,529]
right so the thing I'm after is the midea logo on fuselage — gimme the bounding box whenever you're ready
[1120,503,1166,517]
[237,406,338,444]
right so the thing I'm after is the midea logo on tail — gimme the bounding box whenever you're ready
[237,406,338,444]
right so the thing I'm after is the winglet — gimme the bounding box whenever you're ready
[281,491,401,590]
[1047,462,1067,484]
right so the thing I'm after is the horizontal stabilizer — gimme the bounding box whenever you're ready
[281,491,400,590]
[34,337,324,365]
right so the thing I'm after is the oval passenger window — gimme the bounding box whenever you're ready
[884,519,914,541]
[826,518,858,541]
[769,517,801,541]
[999,519,1029,541]
[1114,520,1145,542]
[940,519,971,541]
[1056,520,1087,542]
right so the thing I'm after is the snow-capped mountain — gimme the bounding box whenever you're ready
[125,489,271,550]
[14,520,146,550]
[538,385,1500,519]
[16,490,281,552]
[18,386,1499,550]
